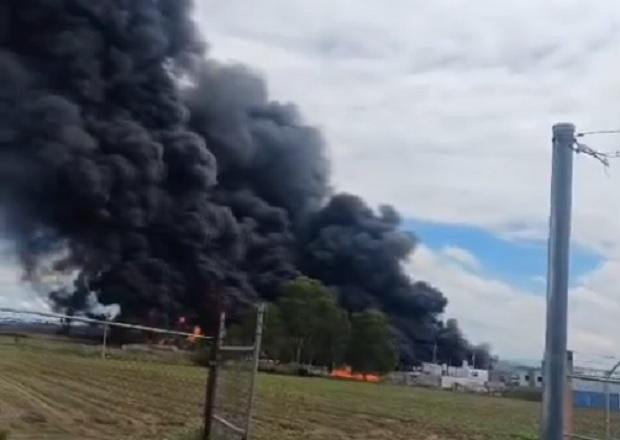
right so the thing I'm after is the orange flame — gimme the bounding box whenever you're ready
[187,325,202,343]
[330,367,379,383]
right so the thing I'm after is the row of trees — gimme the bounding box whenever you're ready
[229,276,492,374]
[230,277,397,374]
[264,277,397,374]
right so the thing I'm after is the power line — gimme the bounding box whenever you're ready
[569,129,620,167]
[576,129,620,137]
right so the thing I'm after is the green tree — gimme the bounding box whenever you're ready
[347,310,397,375]
[261,303,289,361]
[312,304,351,369]
[277,277,349,365]
[223,303,289,361]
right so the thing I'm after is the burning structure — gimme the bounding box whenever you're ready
[0,0,482,364]
[331,367,380,384]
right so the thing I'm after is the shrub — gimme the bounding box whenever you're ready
[503,387,542,402]
[190,346,212,368]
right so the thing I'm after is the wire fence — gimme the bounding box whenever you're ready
[208,304,264,440]
[562,351,620,440]
[0,305,264,440]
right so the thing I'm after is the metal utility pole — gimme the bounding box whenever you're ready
[541,123,575,440]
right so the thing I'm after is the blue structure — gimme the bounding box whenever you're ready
[574,391,620,411]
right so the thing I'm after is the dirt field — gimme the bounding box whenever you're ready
[0,337,207,440]
[0,336,614,440]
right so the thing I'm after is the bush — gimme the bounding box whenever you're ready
[190,346,212,368]
[258,362,328,378]
[259,362,300,376]
[0,430,9,440]
[503,387,542,402]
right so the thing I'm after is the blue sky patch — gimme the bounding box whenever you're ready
[403,219,601,293]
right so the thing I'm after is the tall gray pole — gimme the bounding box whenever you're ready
[541,123,575,440]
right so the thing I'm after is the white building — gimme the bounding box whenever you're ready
[515,368,543,388]
[421,362,443,376]
[439,361,489,391]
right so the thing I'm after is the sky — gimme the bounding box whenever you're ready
[3,0,620,363]
[192,0,620,362]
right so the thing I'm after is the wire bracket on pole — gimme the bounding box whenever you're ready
[570,141,619,167]
[570,129,620,168]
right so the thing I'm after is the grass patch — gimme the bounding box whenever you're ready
[252,375,541,440]
[0,337,615,439]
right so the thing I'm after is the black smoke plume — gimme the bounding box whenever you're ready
[300,194,451,364]
[0,0,483,363]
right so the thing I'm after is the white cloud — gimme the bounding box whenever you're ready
[408,245,545,360]
[408,245,620,362]
[440,246,481,271]
[195,0,620,256]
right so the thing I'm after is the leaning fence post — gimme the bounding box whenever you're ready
[204,310,226,440]
[606,380,611,440]
[101,324,109,359]
[243,303,265,440]
[604,359,620,440]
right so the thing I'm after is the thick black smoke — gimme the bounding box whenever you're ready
[183,61,329,300]
[0,0,483,363]
[300,194,452,364]
[0,0,245,328]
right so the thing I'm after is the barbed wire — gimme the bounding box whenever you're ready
[570,350,620,374]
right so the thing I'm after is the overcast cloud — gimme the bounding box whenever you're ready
[196,1,620,360]
[196,0,620,251]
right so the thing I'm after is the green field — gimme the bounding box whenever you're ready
[253,375,540,440]
[0,336,613,440]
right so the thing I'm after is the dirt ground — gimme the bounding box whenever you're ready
[0,338,207,440]
[0,335,614,440]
